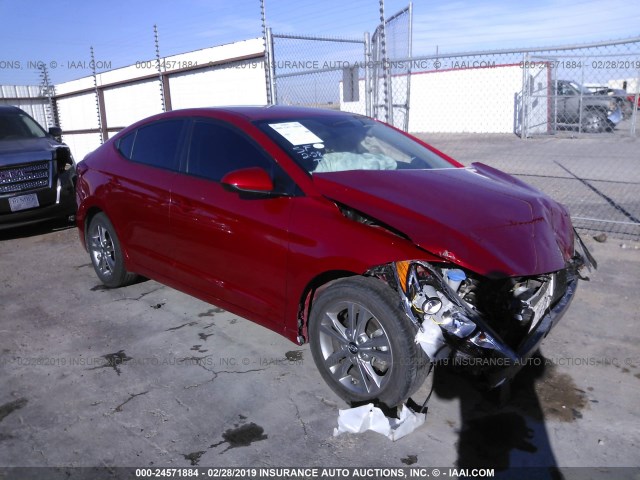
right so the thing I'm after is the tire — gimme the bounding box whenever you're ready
[581,110,607,133]
[309,276,429,407]
[87,212,137,288]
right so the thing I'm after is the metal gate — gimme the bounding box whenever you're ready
[517,55,556,137]
[267,31,368,114]
[267,4,413,129]
[370,4,413,130]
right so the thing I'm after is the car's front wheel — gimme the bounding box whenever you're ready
[87,212,137,288]
[309,276,429,407]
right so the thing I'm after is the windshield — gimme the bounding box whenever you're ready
[255,115,454,174]
[0,111,47,141]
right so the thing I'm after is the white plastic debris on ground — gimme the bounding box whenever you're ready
[333,403,426,441]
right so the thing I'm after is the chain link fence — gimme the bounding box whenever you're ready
[404,38,640,239]
[270,33,367,113]
[4,1,637,239]
[370,4,412,129]
[269,27,640,239]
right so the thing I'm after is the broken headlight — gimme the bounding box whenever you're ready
[468,330,500,350]
[377,259,518,364]
[394,260,476,339]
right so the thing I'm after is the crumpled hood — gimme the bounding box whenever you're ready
[313,163,574,278]
[0,138,57,167]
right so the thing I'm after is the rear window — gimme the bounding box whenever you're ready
[118,120,185,171]
[117,132,135,159]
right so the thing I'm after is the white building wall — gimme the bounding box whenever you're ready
[341,65,525,134]
[169,58,267,109]
[408,65,522,133]
[63,133,103,162]
[103,80,163,128]
[56,92,101,160]
[50,38,267,160]
[57,93,99,130]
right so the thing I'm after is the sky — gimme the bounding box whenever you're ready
[0,0,639,85]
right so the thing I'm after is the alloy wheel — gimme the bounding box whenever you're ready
[90,224,116,278]
[317,300,393,396]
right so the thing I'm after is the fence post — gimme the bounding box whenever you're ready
[378,0,391,123]
[266,28,277,104]
[260,0,273,105]
[578,60,585,134]
[364,32,371,117]
[154,24,167,112]
[90,46,106,144]
[520,53,529,138]
[404,1,413,131]
[631,68,639,137]
[38,64,56,128]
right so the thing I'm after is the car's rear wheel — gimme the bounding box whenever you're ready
[309,276,429,407]
[87,212,137,288]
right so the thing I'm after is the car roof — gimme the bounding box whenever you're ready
[173,105,359,121]
[110,105,368,142]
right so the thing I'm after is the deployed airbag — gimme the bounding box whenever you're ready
[315,152,397,173]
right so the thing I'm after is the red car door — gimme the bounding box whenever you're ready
[105,119,187,277]
[168,118,297,329]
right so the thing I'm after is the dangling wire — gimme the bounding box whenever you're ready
[416,362,435,414]
[415,342,449,415]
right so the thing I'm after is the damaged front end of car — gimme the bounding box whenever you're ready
[368,231,596,388]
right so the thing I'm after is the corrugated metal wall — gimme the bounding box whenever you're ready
[1,38,268,162]
[53,38,267,161]
[169,57,267,109]
[57,93,99,130]
[103,80,162,128]
[0,85,52,129]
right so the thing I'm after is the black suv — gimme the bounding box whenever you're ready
[0,106,76,230]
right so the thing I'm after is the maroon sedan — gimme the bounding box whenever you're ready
[76,106,595,407]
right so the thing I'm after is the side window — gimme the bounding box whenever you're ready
[117,131,135,159]
[129,120,185,170]
[187,121,272,181]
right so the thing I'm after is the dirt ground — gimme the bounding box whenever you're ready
[0,220,639,477]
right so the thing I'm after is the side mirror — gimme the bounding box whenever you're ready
[49,126,63,137]
[221,167,274,194]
